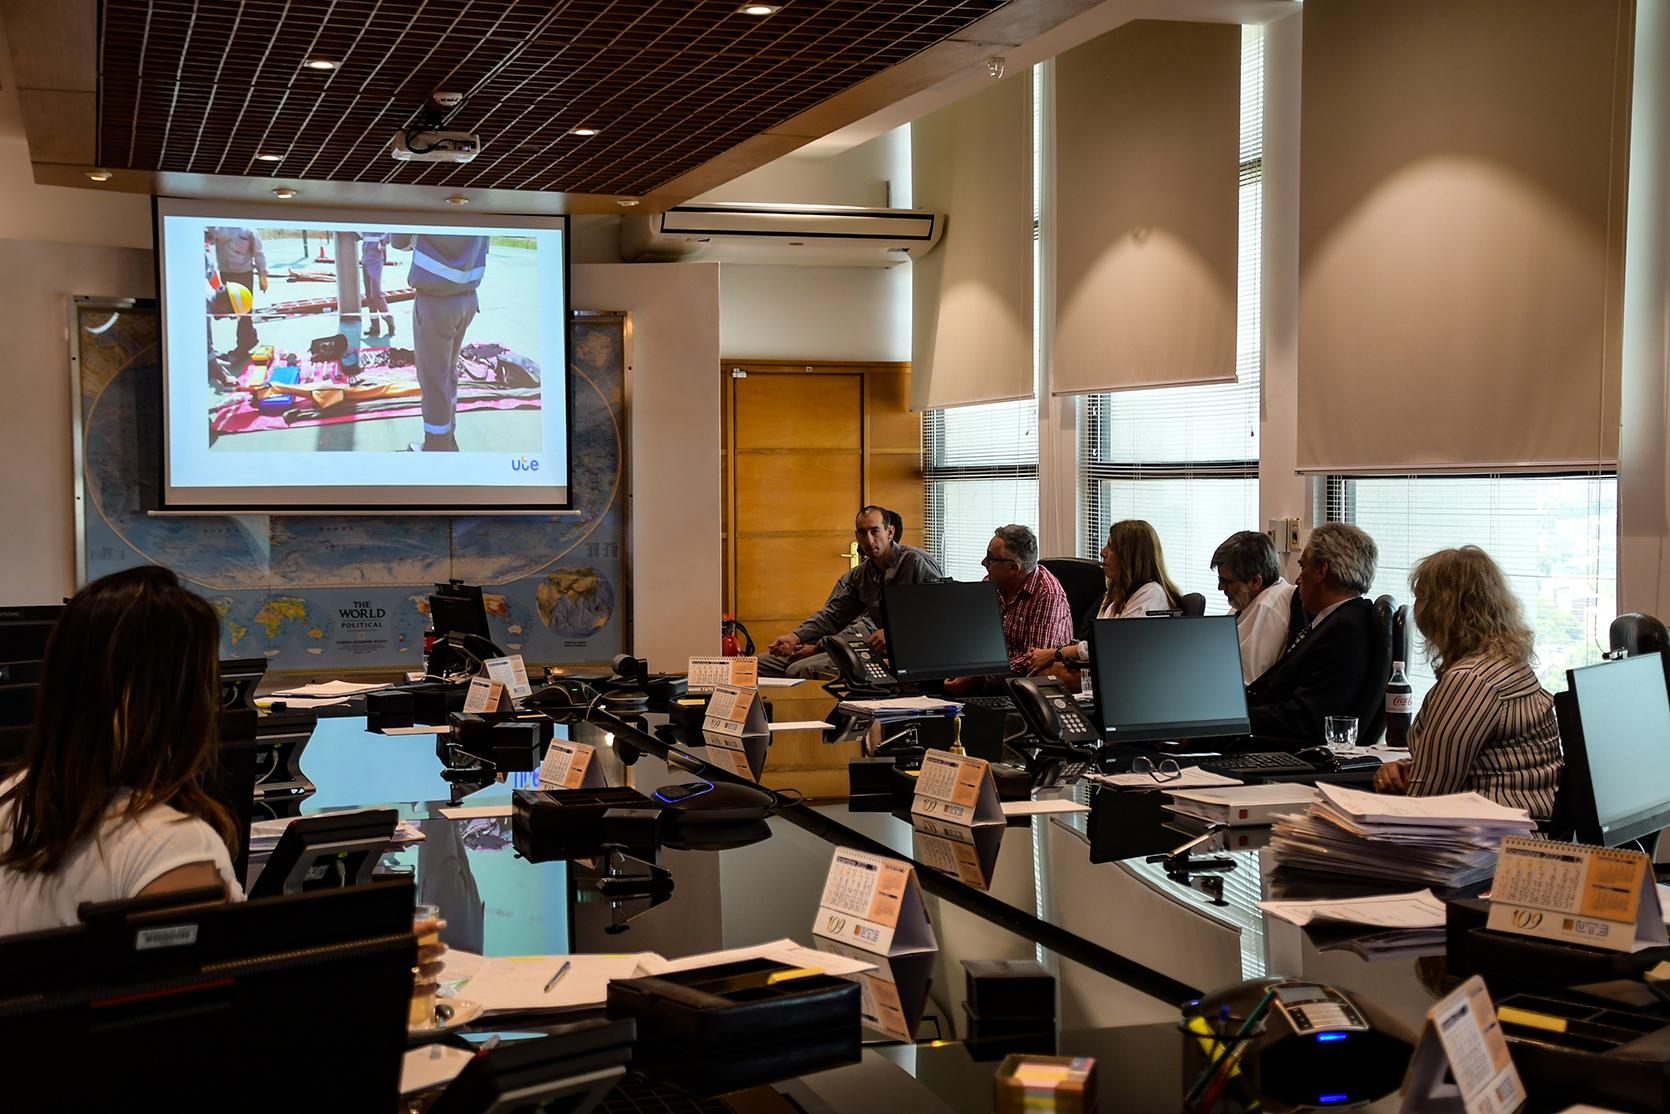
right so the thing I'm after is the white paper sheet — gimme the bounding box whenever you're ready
[767,720,834,732]
[1088,768,1243,789]
[1001,799,1091,816]
[836,695,962,715]
[400,1045,475,1095]
[271,679,391,697]
[378,724,450,735]
[1259,889,1447,929]
[641,938,877,978]
[757,677,806,688]
[449,953,658,1013]
[438,805,514,820]
[1315,782,1535,826]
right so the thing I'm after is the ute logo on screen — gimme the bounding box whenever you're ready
[157,199,571,510]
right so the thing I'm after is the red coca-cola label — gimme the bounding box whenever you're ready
[1386,692,1415,714]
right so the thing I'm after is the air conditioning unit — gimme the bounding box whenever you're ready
[621,202,944,267]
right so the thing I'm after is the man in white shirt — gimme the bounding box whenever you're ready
[1211,530,1300,682]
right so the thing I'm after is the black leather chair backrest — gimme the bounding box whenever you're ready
[1391,603,1409,666]
[1355,595,1398,744]
[1609,613,1670,695]
[1040,557,1107,641]
[1179,592,1206,617]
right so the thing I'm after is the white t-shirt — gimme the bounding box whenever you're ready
[0,773,242,937]
[1074,581,1173,657]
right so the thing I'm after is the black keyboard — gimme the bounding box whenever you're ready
[959,695,1016,712]
[1197,751,1318,777]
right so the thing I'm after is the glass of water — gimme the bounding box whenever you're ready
[1324,715,1359,754]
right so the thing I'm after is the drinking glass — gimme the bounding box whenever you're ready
[1324,716,1359,754]
[410,903,445,1027]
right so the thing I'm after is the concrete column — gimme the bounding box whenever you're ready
[335,231,362,369]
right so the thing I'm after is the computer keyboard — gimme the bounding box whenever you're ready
[1196,751,1318,777]
[958,695,1016,712]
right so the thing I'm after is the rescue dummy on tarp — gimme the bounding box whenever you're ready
[208,333,542,442]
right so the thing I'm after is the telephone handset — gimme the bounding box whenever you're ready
[1005,676,1100,749]
[820,634,898,691]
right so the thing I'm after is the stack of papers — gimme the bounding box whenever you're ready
[1165,783,1318,827]
[835,695,961,718]
[1259,889,1450,961]
[1269,783,1536,888]
[247,811,425,855]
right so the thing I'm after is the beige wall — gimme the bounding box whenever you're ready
[574,263,723,669]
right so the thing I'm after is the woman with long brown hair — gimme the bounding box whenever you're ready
[1025,519,1182,672]
[1373,546,1561,817]
[0,565,240,934]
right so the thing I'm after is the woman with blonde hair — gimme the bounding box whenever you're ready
[1373,546,1561,817]
[1026,519,1182,673]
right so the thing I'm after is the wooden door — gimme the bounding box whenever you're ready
[722,362,922,799]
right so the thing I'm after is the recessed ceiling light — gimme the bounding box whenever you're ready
[617,197,640,208]
[304,58,338,71]
[85,170,113,182]
[272,186,298,199]
[569,126,599,137]
[738,4,779,14]
[255,152,284,162]
[446,195,470,206]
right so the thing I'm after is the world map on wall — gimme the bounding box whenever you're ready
[77,303,627,671]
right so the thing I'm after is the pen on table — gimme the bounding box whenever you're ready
[543,959,572,992]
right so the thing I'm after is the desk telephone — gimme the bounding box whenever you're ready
[821,635,897,691]
[1006,677,1100,749]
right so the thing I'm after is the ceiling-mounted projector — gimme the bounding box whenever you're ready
[390,129,482,163]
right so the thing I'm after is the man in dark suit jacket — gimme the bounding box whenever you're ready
[1246,523,1381,742]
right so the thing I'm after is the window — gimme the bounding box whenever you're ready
[1079,27,1265,609]
[1323,474,1618,696]
[923,402,1039,581]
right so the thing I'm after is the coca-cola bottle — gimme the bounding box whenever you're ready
[1385,660,1415,747]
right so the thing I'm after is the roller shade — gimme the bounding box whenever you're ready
[1052,20,1241,397]
[1296,0,1632,474]
[911,73,1034,411]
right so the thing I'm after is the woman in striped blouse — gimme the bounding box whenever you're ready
[1372,546,1562,818]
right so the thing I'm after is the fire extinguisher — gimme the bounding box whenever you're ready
[721,615,755,657]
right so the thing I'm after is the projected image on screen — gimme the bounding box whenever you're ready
[159,199,569,510]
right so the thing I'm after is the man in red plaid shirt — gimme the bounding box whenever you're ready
[945,524,1074,695]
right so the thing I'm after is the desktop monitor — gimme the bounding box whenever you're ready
[0,603,61,663]
[881,581,1012,683]
[1556,653,1670,847]
[248,807,399,898]
[0,880,415,1110]
[1090,614,1251,743]
[431,579,492,639]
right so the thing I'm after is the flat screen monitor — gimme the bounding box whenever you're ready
[882,581,1011,683]
[0,881,414,1110]
[155,197,571,511]
[0,604,60,663]
[1090,614,1250,743]
[430,580,492,639]
[1558,653,1670,847]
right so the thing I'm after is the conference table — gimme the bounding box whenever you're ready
[281,699,1493,1113]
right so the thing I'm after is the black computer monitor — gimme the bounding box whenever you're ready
[881,581,1012,683]
[1556,653,1670,847]
[0,603,61,663]
[431,579,492,639]
[1090,614,1251,743]
[0,880,414,1110]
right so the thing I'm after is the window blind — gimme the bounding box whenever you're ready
[1052,19,1242,397]
[1296,0,1631,474]
[1081,27,1264,609]
[1323,473,1618,697]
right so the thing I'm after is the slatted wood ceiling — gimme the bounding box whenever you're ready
[97,0,1011,196]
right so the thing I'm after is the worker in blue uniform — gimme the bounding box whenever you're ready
[390,233,489,452]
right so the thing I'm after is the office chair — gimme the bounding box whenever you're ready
[1353,595,1399,744]
[1179,592,1206,617]
[1610,614,1670,695]
[1040,557,1107,641]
